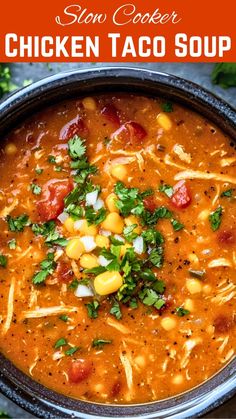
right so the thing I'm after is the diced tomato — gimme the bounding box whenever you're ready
[217,229,236,246]
[110,381,122,397]
[37,179,73,222]
[143,196,157,212]
[69,359,93,384]
[55,262,73,283]
[214,315,234,333]
[111,120,147,148]
[59,116,88,140]
[101,104,120,126]
[170,181,191,209]
[126,121,147,143]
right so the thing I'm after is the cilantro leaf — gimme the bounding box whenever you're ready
[65,346,80,356]
[7,214,29,232]
[59,315,68,322]
[32,252,56,285]
[92,338,112,348]
[123,224,138,243]
[175,307,190,317]
[86,300,100,319]
[161,102,173,112]
[148,247,164,268]
[85,206,107,226]
[30,183,42,195]
[159,183,173,197]
[0,254,7,268]
[68,136,86,160]
[142,229,164,246]
[8,238,16,250]
[139,288,165,310]
[54,338,67,349]
[110,300,122,319]
[220,189,233,198]
[142,206,172,226]
[211,63,236,88]
[209,206,223,231]
[171,219,184,231]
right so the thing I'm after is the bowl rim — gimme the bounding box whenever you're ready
[0,66,236,419]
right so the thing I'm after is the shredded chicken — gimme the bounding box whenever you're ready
[22,305,78,319]
[0,198,19,218]
[211,282,236,305]
[180,338,202,369]
[208,258,233,268]
[106,317,130,334]
[174,169,236,184]
[120,351,133,399]
[164,154,187,170]
[173,144,191,164]
[2,277,15,334]
[220,157,236,167]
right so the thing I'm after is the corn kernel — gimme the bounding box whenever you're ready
[157,112,172,131]
[82,97,97,111]
[80,254,99,269]
[186,278,202,294]
[160,317,176,331]
[74,219,97,236]
[203,284,212,295]
[94,271,123,296]
[124,215,142,234]
[5,143,17,155]
[120,243,132,257]
[172,374,184,385]
[184,299,194,312]
[101,212,124,234]
[105,193,119,213]
[66,238,85,260]
[95,234,110,249]
[64,217,75,234]
[134,355,146,368]
[110,164,127,181]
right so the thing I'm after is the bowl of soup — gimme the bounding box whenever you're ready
[0,67,235,418]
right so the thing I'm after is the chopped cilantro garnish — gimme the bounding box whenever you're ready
[32,252,56,285]
[32,221,67,247]
[35,168,43,175]
[8,238,16,250]
[0,411,11,419]
[92,338,112,348]
[54,165,62,172]
[85,266,106,275]
[114,182,145,217]
[123,224,138,243]
[110,299,122,319]
[0,254,7,268]
[142,206,172,226]
[171,219,184,231]
[148,247,164,268]
[220,189,233,197]
[139,288,165,310]
[175,307,190,317]
[85,206,107,226]
[159,183,173,197]
[161,102,173,112]
[0,64,17,98]
[209,206,223,231]
[48,155,56,163]
[7,214,29,232]
[59,315,68,322]
[86,300,100,319]
[99,247,120,271]
[65,346,80,356]
[129,298,138,309]
[54,337,67,349]
[68,136,86,160]
[142,229,164,246]
[30,183,42,195]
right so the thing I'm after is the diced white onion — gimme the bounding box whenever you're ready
[74,219,84,231]
[98,255,110,267]
[100,229,111,237]
[93,198,104,210]
[74,284,94,298]
[80,236,97,252]
[52,351,65,361]
[85,190,99,206]
[133,236,144,254]
[57,212,68,223]
[114,234,125,243]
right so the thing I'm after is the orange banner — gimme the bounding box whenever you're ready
[0,0,235,62]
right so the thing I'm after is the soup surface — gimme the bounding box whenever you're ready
[0,94,235,404]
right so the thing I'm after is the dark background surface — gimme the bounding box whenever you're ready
[0,62,235,418]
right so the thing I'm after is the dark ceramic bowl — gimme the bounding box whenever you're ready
[0,67,236,418]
